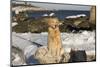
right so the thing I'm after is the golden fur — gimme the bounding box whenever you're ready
[34,17,65,63]
[47,17,64,57]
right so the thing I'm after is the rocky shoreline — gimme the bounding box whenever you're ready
[11,2,96,66]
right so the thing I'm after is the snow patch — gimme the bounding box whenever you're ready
[12,22,18,27]
[12,30,95,58]
[66,14,86,19]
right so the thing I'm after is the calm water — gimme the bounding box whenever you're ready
[12,10,90,20]
[27,10,90,20]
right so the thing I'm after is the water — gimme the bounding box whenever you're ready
[27,10,90,20]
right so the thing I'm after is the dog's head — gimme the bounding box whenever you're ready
[43,17,62,29]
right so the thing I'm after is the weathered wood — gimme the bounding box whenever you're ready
[89,6,96,25]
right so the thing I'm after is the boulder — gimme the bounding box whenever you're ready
[69,50,87,62]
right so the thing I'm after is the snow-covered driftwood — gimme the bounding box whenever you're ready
[12,32,38,58]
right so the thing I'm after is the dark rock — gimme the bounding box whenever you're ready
[69,50,87,62]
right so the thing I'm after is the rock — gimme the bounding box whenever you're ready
[86,51,96,61]
[34,46,58,64]
[11,46,26,65]
[87,55,96,61]
[77,21,90,28]
[60,52,70,63]
[34,46,69,64]
[69,50,87,62]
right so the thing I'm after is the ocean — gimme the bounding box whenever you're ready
[27,10,90,20]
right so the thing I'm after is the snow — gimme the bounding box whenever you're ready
[66,14,86,19]
[12,54,23,65]
[61,31,95,56]
[77,14,86,17]
[12,32,38,58]
[42,14,48,17]
[12,30,95,58]
[66,15,78,19]
[42,13,55,17]
[12,22,18,27]
[49,13,55,16]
